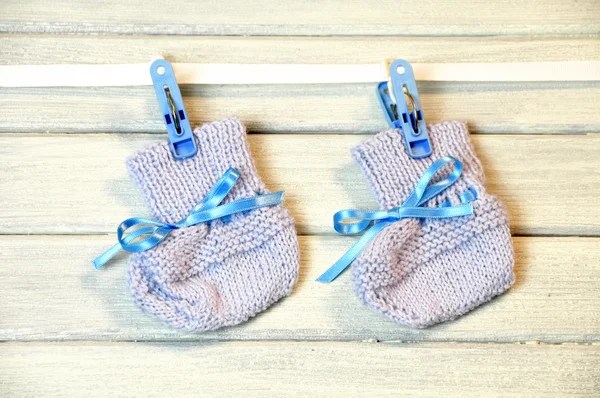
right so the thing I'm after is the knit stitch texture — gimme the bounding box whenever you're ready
[351,121,514,328]
[126,117,299,332]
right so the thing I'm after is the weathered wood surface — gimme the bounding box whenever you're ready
[1,236,598,342]
[1,1,599,395]
[2,83,598,134]
[3,35,600,64]
[1,0,599,36]
[1,35,599,134]
[1,342,598,397]
[0,133,598,236]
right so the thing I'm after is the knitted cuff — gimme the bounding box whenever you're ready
[127,117,267,224]
[352,121,486,209]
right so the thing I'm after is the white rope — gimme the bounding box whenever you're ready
[1,61,599,87]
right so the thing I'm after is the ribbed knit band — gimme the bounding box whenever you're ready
[126,117,294,285]
[352,220,514,328]
[352,121,486,209]
[127,117,266,224]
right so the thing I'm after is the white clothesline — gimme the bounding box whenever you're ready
[1,61,599,87]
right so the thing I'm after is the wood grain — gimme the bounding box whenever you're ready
[2,35,599,134]
[1,0,598,395]
[1,83,599,134]
[3,35,600,65]
[1,0,599,36]
[0,133,598,236]
[1,236,598,342]
[1,342,598,397]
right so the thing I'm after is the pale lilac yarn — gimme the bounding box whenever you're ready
[125,118,299,332]
[351,121,515,328]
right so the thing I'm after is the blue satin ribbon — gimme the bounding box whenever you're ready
[316,155,475,283]
[93,168,284,269]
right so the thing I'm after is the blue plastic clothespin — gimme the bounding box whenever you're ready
[376,59,432,159]
[150,59,197,160]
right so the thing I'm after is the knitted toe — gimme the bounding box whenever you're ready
[352,194,514,327]
[134,205,295,286]
[128,222,299,332]
[363,224,514,328]
[125,117,300,332]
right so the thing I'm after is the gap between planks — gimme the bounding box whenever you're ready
[0,133,598,236]
[0,341,598,398]
[1,235,598,343]
[1,82,599,134]
[1,0,599,36]
[1,36,598,134]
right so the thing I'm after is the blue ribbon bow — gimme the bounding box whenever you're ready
[316,155,475,283]
[93,168,284,269]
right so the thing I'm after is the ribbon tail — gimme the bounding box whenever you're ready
[92,242,124,269]
[92,168,284,270]
[316,221,393,283]
[93,225,168,269]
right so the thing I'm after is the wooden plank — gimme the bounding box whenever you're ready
[1,35,599,134]
[3,35,600,65]
[1,236,598,342]
[0,133,598,236]
[1,83,599,134]
[1,0,599,35]
[1,342,598,397]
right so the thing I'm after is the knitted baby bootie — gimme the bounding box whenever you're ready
[350,121,514,328]
[126,117,299,332]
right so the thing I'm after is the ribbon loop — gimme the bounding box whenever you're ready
[333,209,391,235]
[93,168,284,269]
[316,156,475,283]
